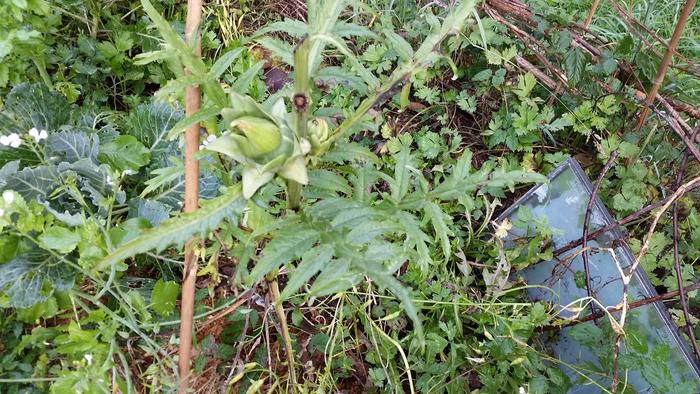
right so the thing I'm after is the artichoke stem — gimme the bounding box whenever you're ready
[286,180,302,210]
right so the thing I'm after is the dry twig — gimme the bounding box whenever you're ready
[672,126,700,360]
[581,151,619,322]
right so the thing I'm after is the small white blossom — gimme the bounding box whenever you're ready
[0,208,4,217]
[28,128,48,142]
[299,138,311,154]
[519,387,526,394]
[0,133,21,148]
[2,191,14,205]
[201,134,217,148]
[84,354,93,366]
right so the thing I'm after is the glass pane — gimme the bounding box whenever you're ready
[497,157,700,393]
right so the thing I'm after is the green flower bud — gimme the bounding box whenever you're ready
[231,116,281,157]
[308,118,332,155]
[308,118,329,144]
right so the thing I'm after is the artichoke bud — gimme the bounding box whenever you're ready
[231,116,281,157]
[308,118,330,144]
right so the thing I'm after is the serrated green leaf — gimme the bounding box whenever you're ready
[333,22,377,39]
[391,147,412,202]
[93,185,245,273]
[166,105,219,140]
[397,211,432,269]
[256,37,294,66]
[308,258,360,296]
[308,169,352,196]
[247,227,320,285]
[209,47,245,79]
[280,244,333,300]
[564,47,585,86]
[346,220,399,244]
[315,66,368,95]
[312,33,379,89]
[424,201,453,260]
[231,60,265,96]
[140,0,227,106]
[382,29,413,61]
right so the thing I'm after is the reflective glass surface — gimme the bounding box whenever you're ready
[497,157,700,393]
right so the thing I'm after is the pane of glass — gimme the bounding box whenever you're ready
[497,157,700,393]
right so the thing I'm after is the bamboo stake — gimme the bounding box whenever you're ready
[636,0,696,132]
[583,0,601,29]
[178,0,202,392]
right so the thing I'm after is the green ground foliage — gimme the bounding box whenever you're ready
[0,0,699,392]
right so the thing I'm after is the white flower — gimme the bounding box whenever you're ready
[0,208,4,217]
[2,191,14,205]
[519,387,526,394]
[0,133,21,148]
[28,128,48,142]
[84,354,93,366]
[201,134,217,148]
[299,138,311,154]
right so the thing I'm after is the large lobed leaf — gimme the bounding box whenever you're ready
[0,252,76,308]
[3,83,71,132]
[124,101,183,168]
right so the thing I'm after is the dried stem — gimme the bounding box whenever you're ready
[270,279,298,390]
[672,126,700,360]
[583,0,601,29]
[484,0,700,120]
[650,101,700,164]
[581,151,618,322]
[537,280,700,332]
[554,178,700,257]
[635,0,697,131]
[178,0,202,392]
[611,175,700,392]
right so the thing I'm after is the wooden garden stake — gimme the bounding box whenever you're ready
[636,0,696,132]
[583,0,601,29]
[178,0,202,392]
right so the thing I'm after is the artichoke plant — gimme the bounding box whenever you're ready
[205,92,311,198]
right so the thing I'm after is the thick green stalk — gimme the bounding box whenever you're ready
[287,37,312,210]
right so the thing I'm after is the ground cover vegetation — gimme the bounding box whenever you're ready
[0,0,699,392]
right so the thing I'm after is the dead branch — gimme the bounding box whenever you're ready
[672,126,700,360]
[581,151,619,322]
[554,178,700,257]
[536,280,700,331]
[484,0,700,120]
